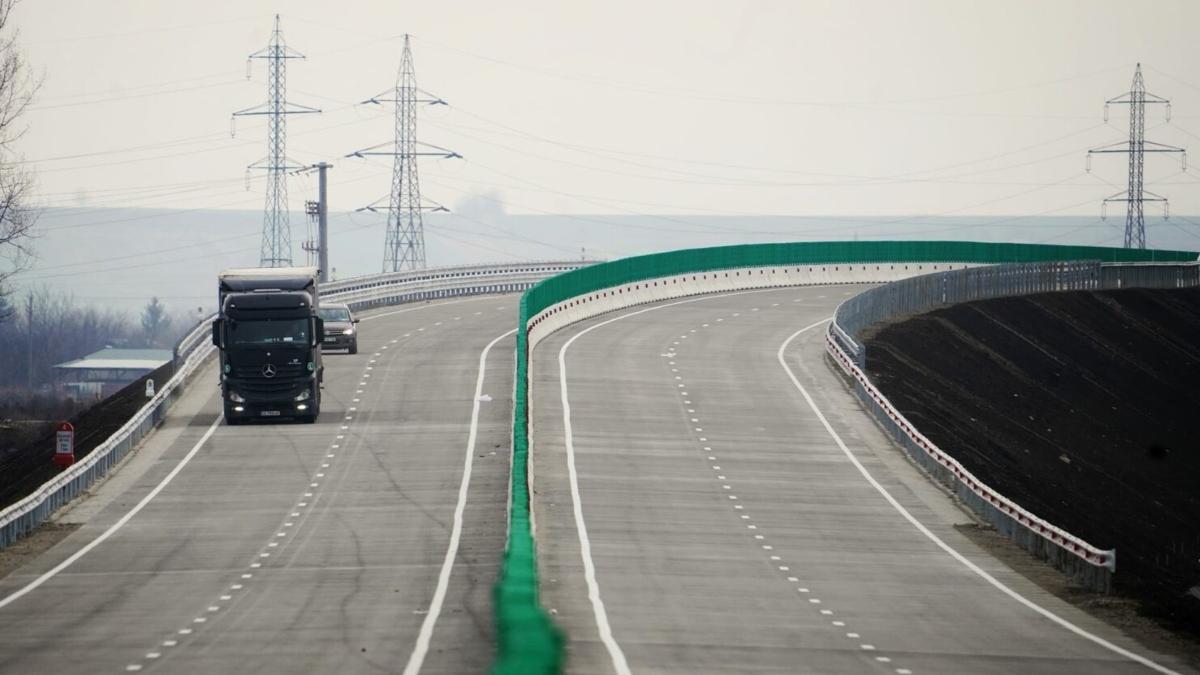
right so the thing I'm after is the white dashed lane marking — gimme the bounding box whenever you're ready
[661,302,913,673]
[119,318,438,672]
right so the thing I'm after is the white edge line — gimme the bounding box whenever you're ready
[0,415,223,611]
[778,322,1180,675]
[402,328,516,675]
[554,291,762,675]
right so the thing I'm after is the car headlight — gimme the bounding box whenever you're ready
[294,389,311,401]
[342,327,355,335]
[229,391,246,403]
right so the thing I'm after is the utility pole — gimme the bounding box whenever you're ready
[1087,63,1186,249]
[303,201,319,268]
[347,35,460,273]
[302,162,332,282]
[26,292,33,391]
[233,15,320,267]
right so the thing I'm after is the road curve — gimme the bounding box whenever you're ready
[0,295,518,674]
[531,285,1194,675]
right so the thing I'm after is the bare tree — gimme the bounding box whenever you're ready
[0,0,38,320]
[140,296,171,347]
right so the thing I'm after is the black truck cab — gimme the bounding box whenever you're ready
[212,269,324,424]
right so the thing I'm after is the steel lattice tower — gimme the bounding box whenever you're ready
[347,35,459,272]
[1088,64,1185,249]
[233,15,320,267]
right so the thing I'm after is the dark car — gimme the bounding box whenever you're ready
[318,303,359,354]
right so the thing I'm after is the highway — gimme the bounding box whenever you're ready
[531,285,1194,675]
[0,295,517,674]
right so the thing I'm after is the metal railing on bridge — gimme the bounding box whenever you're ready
[0,260,593,550]
[827,260,1200,590]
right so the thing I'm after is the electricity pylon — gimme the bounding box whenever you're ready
[233,15,320,267]
[1087,63,1185,249]
[347,35,459,272]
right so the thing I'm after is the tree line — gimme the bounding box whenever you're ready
[0,289,197,393]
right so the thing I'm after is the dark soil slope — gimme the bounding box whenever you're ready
[865,288,1200,636]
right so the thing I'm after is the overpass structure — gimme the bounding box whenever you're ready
[0,244,1197,675]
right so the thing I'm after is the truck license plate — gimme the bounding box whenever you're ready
[260,410,281,417]
[323,337,336,342]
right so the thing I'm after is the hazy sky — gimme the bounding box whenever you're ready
[11,0,1200,224]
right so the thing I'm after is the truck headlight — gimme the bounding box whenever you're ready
[229,391,246,403]
[294,389,311,401]
[342,327,355,335]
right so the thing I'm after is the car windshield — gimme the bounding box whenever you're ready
[317,307,351,322]
[228,319,310,346]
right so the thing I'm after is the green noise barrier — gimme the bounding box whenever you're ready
[488,239,1196,674]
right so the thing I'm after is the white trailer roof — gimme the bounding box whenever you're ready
[219,266,318,279]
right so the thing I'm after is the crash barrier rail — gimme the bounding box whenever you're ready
[0,261,593,552]
[492,240,1196,674]
[0,326,215,548]
[321,261,591,311]
[827,260,1200,591]
[1100,260,1200,289]
[831,261,1103,367]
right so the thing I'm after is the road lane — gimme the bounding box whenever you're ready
[0,295,517,674]
[532,285,1193,674]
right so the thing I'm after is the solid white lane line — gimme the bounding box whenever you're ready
[401,328,516,675]
[0,415,223,611]
[560,328,634,675]
[777,322,1180,675]
[556,291,768,675]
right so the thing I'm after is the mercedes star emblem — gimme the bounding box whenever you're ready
[262,364,277,378]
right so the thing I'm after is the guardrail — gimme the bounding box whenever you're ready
[322,261,591,310]
[495,240,1198,674]
[0,260,592,552]
[0,329,214,548]
[830,261,1102,367]
[826,260,1200,591]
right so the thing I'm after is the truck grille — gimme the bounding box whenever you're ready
[231,362,307,399]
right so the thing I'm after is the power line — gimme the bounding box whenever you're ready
[1087,64,1186,248]
[25,14,268,46]
[29,80,244,112]
[437,107,1109,184]
[432,109,1113,188]
[413,36,1121,117]
[232,15,321,267]
[346,34,459,272]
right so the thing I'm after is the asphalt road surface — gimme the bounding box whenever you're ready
[531,285,1195,675]
[0,295,517,674]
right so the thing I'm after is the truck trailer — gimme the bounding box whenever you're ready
[212,267,324,424]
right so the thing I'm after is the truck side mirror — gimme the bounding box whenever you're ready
[312,317,324,347]
[211,319,224,348]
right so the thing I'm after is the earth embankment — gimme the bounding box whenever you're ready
[865,287,1200,637]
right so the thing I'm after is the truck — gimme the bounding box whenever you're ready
[211,267,324,424]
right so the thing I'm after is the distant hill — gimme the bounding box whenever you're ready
[11,207,1199,313]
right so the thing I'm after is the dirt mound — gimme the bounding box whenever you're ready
[865,288,1200,638]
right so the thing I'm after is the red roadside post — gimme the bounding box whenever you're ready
[53,421,75,469]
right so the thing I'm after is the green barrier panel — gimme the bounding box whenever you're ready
[526,240,1197,321]
[489,239,1196,674]
[491,303,564,675]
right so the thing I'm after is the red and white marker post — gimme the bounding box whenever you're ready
[53,421,75,469]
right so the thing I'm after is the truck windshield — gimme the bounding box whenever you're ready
[228,319,310,346]
[317,307,351,322]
